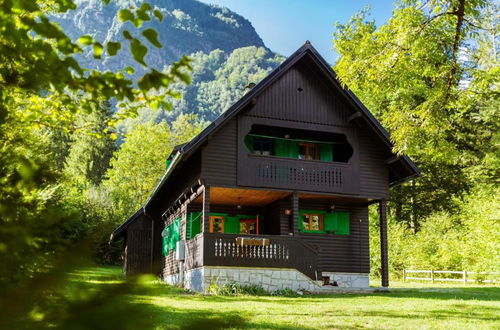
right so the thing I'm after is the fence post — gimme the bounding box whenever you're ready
[431,270,434,283]
[403,269,406,282]
[463,270,467,284]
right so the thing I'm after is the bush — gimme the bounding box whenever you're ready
[206,282,268,296]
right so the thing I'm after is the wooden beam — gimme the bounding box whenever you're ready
[347,111,362,123]
[292,191,299,235]
[202,185,210,233]
[385,155,400,165]
[379,199,389,287]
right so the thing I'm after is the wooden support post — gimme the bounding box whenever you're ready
[379,199,389,287]
[431,270,434,283]
[463,270,467,284]
[202,185,210,233]
[292,192,299,235]
[403,269,406,282]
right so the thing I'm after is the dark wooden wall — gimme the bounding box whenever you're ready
[124,214,152,274]
[150,152,201,275]
[301,201,369,274]
[199,57,390,200]
[249,61,350,126]
[201,118,238,186]
[162,206,185,277]
[275,198,370,274]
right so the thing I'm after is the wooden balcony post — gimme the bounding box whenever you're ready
[379,199,389,287]
[292,192,299,234]
[202,185,210,233]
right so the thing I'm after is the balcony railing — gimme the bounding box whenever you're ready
[238,155,358,194]
[201,233,319,280]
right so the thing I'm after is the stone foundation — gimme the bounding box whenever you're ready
[322,272,370,288]
[168,266,370,293]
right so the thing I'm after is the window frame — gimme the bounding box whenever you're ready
[298,142,319,160]
[299,209,327,233]
[209,215,225,233]
[252,137,275,156]
[239,218,259,235]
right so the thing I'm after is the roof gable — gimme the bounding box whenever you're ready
[147,41,420,210]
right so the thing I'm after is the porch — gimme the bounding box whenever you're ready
[185,233,319,280]
[161,185,389,288]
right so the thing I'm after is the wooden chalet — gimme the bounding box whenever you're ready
[111,42,420,292]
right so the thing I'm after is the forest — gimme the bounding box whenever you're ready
[0,0,498,328]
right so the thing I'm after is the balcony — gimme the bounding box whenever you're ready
[185,233,319,280]
[238,155,359,194]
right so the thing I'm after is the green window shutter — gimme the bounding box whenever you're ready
[162,226,171,256]
[319,144,333,161]
[288,141,299,158]
[331,212,350,235]
[225,216,240,234]
[244,135,254,152]
[275,139,288,157]
[188,212,202,239]
[324,213,336,231]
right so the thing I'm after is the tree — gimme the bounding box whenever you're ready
[104,114,206,219]
[64,101,116,186]
[333,0,499,226]
[0,0,193,326]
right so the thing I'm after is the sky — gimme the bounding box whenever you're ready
[199,0,395,63]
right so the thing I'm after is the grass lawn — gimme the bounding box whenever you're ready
[69,266,500,329]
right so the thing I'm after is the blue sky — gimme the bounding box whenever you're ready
[200,0,395,63]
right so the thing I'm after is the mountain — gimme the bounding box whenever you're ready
[55,0,268,72]
[54,0,284,127]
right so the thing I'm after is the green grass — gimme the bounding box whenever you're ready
[69,266,500,329]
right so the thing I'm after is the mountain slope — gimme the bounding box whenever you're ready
[54,0,267,73]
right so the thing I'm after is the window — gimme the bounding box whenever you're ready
[298,143,319,160]
[301,213,324,231]
[239,219,259,235]
[209,216,225,233]
[253,138,274,156]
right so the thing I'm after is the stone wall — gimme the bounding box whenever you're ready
[322,272,370,288]
[176,266,370,293]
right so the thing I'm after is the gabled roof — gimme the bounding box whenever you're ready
[144,41,419,209]
[111,41,420,239]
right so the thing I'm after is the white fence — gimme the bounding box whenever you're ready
[403,269,499,284]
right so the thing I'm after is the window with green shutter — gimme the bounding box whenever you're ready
[187,212,202,240]
[225,216,240,234]
[275,139,289,157]
[319,143,333,161]
[324,212,350,235]
[298,209,327,233]
[162,218,182,255]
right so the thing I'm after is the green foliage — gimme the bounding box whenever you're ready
[334,0,499,226]
[0,0,194,326]
[64,101,116,186]
[206,282,269,296]
[104,114,205,219]
[370,185,500,278]
[118,46,283,130]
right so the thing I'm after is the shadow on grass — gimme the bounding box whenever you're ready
[141,304,317,330]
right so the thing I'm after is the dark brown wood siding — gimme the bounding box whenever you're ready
[201,118,237,186]
[150,152,201,275]
[358,128,390,199]
[125,215,152,274]
[276,198,369,274]
[248,61,350,126]
[162,206,185,277]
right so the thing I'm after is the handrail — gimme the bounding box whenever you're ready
[202,233,319,280]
